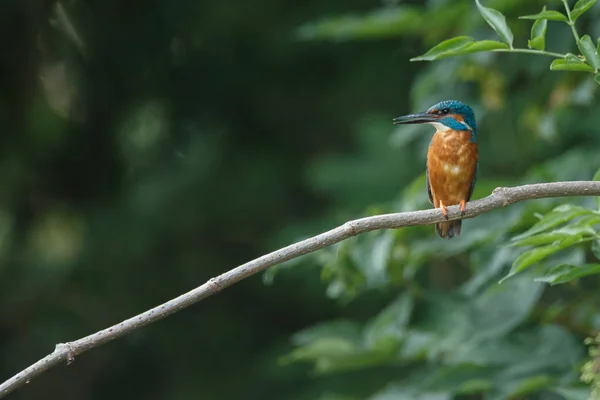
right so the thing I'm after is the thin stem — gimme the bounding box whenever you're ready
[492,48,566,58]
[562,0,581,43]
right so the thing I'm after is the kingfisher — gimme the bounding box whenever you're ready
[393,100,478,239]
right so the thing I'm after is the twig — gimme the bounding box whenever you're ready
[1,181,600,398]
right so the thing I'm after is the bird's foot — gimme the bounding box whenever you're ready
[439,201,448,218]
[459,200,467,216]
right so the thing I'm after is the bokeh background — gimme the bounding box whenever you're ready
[1,0,600,399]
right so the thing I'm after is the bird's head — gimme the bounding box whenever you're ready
[393,100,477,139]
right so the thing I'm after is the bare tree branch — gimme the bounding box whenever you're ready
[1,180,600,398]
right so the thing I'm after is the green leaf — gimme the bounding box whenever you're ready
[511,375,554,397]
[370,385,451,400]
[571,0,598,21]
[364,293,414,348]
[511,204,593,241]
[504,235,585,279]
[552,387,592,400]
[411,37,508,61]
[475,0,513,47]
[461,40,510,53]
[592,240,600,260]
[511,216,600,247]
[296,7,424,41]
[411,36,474,61]
[528,8,548,51]
[535,263,600,284]
[519,10,569,22]
[578,35,600,70]
[595,73,600,85]
[550,58,595,72]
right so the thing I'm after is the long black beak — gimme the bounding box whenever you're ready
[392,112,439,125]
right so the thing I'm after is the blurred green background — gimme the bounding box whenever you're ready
[1,0,600,399]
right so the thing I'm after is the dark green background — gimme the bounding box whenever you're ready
[1,0,600,399]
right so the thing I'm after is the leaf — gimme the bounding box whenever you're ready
[475,0,513,47]
[411,37,508,61]
[510,375,554,397]
[411,36,474,61]
[364,293,414,348]
[472,275,544,339]
[552,387,592,400]
[595,73,600,85]
[511,204,593,241]
[370,384,451,400]
[519,10,569,22]
[528,8,547,51]
[505,235,585,279]
[578,35,600,70]
[592,240,600,260]
[550,58,595,72]
[535,263,600,284]
[571,0,598,21]
[291,320,362,346]
[296,7,424,41]
[511,217,599,247]
[464,40,510,53]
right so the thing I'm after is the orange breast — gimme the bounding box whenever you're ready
[427,130,478,207]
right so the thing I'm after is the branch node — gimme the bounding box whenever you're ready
[207,277,224,295]
[492,187,510,206]
[342,221,358,236]
[55,343,76,365]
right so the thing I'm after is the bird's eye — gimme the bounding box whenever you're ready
[441,108,450,115]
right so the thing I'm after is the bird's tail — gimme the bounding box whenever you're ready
[435,220,462,239]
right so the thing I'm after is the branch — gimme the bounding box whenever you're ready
[1,181,600,398]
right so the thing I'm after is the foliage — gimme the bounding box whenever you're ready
[280,0,600,399]
[413,0,600,83]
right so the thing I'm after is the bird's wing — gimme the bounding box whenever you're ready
[426,167,433,205]
[466,161,478,202]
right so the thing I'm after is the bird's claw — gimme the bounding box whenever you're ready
[460,200,467,216]
[439,201,448,219]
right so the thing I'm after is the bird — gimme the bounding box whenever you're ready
[393,100,478,239]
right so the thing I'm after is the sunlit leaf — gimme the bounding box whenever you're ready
[578,35,600,70]
[550,58,595,72]
[570,0,598,21]
[411,37,508,61]
[528,8,547,51]
[535,263,600,284]
[464,40,510,53]
[475,0,513,46]
[511,204,593,241]
[411,36,474,61]
[519,10,568,22]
